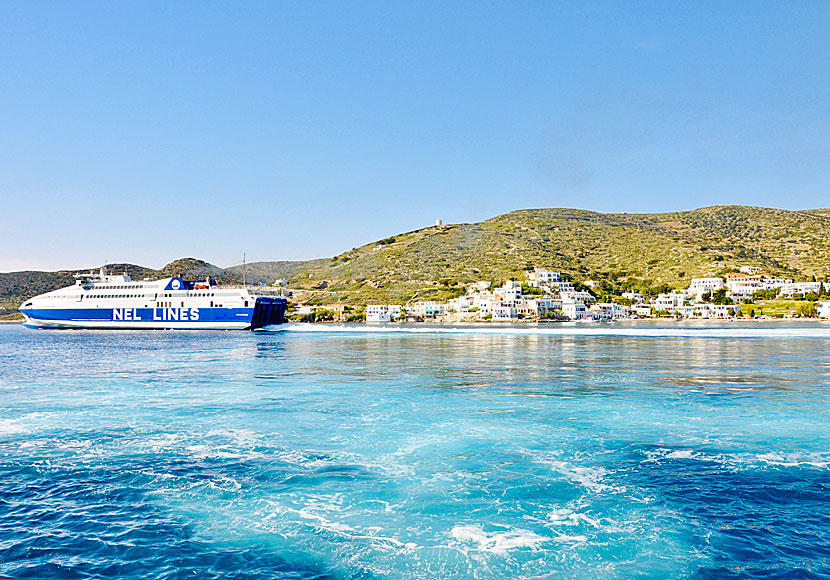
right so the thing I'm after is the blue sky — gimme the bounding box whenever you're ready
[2,1,829,271]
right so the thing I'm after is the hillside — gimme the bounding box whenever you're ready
[286,205,830,306]
[4,206,830,311]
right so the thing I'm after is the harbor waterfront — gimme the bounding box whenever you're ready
[2,321,830,579]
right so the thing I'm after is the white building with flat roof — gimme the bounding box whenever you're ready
[691,303,741,319]
[495,281,522,303]
[448,295,476,313]
[407,301,448,318]
[562,298,586,320]
[591,303,630,319]
[725,274,764,299]
[633,304,653,317]
[560,290,594,303]
[492,305,518,320]
[622,292,645,303]
[527,268,561,287]
[689,277,724,298]
[552,281,576,294]
[654,292,687,312]
[366,304,402,322]
[762,276,793,289]
[780,282,822,297]
[468,281,491,292]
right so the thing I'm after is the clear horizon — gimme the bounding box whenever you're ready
[3,2,830,271]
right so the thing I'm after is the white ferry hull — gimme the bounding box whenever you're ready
[19,271,287,331]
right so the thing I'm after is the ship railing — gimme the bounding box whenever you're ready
[215,285,287,296]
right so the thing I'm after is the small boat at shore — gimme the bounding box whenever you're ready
[19,268,287,330]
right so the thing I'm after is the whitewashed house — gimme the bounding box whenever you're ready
[408,301,447,318]
[495,281,522,303]
[552,281,576,293]
[622,292,645,304]
[492,304,518,320]
[779,282,822,297]
[688,277,725,299]
[725,274,764,299]
[560,290,594,303]
[762,276,793,290]
[448,295,476,313]
[818,301,830,319]
[527,268,561,287]
[562,298,587,320]
[472,291,497,315]
[692,303,741,319]
[632,304,653,317]
[524,296,557,314]
[469,281,492,292]
[366,304,402,322]
[591,303,630,319]
[653,292,686,312]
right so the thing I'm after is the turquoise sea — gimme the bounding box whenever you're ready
[1,321,830,579]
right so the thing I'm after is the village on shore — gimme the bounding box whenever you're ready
[290,267,830,323]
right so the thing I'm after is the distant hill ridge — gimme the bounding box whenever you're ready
[3,205,830,309]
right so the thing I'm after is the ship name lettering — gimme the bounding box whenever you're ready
[113,308,142,321]
[150,307,199,322]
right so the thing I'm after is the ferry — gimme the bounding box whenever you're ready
[19,268,287,330]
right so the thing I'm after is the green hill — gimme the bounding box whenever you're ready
[4,206,830,313]
[286,205,830,306]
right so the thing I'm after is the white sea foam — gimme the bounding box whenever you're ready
[665,449,695,459]
[270,322,830,339]
[549,507,602,528]
[451,525,548,554]
[756,452,830,468]
[644,447,830,470]
[0,412,56,435]
[0,418,26,435]
[531,455,621,493]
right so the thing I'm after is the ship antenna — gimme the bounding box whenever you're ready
[243,253,247,287]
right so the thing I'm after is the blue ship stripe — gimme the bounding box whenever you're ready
[21,307,254,323]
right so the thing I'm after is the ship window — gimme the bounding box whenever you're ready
[210,301,213,307]
[244,301,248,307]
